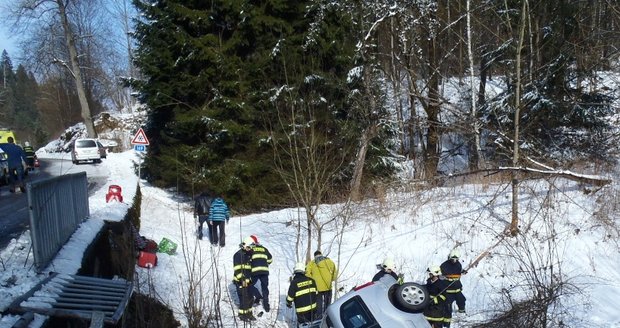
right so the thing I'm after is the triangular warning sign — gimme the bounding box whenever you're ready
[131,128,150,145]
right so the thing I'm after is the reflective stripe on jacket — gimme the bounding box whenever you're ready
[251,245,272,275]
[233,248,252,284]
[440,260,463,290]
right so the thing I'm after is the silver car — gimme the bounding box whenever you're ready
[71,138,102,164]
[318,275,431,328]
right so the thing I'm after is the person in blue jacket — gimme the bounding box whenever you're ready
[208,195,230,247]
[0,137,27,193]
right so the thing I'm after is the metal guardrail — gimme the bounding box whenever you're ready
[8,273,133,326]
[27,172,90,272]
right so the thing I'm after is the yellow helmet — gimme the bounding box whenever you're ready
[449,249,460,259]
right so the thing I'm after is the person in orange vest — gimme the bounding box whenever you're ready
[440,249,467,327]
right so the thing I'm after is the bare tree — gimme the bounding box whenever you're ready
[11,0,99,137]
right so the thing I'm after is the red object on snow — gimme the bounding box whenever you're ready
[137,251,157,268]
[34,157,40,167]
[106,185,123,203]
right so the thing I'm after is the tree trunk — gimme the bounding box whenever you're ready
[58,0,97,138]
[510,0,529,237]
[350,126,374,201]
[424,18,440,180]
[466,0,482,171]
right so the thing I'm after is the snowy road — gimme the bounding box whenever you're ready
[0,157,110,249]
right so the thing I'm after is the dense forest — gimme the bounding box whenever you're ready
[1,0,619,212]
[131,0,620,211]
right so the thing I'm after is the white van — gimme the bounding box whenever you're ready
[71,138,102,164]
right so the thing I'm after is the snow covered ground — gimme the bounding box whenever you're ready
[1,148,620,327]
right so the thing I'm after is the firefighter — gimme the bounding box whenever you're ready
[424,266,449,328]
[248,234,273,312]
[233,237,256,322]
[287,262,318,326]
[372,257,401,282]
[23,141,36,170]
[440,249,467,327]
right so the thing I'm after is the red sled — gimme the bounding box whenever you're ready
[138,251,157,268]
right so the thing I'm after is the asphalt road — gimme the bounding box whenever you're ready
[0,157,110,249]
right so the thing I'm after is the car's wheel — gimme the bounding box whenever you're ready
[393,282,430,313]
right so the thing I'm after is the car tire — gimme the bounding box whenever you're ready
[393,282,430,313]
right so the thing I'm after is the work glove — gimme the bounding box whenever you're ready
[432,296,439,304]
[397,273,404,284]
[286,303,292,308]
[461,269,468,274]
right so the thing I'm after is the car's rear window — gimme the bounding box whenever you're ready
[76,140,97,148]
[339,296,380,328]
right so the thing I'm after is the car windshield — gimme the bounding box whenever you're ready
[339,296,380,328]
[76,140,97,148]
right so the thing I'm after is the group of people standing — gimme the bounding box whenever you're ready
[194,193,467,326]
[193,192,229,246]
[232,235,339,325]
[423,249,468,328]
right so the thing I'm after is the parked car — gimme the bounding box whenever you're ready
[0,147,8,185]
[97,141,107,159]
[316,275,431,328]
[71,138,102,164]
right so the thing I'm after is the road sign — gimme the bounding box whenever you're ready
[134,145,146,152]
[131,128,150,145]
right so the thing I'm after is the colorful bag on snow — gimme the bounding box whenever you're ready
[158,237,177,255]
[138,251,157,268]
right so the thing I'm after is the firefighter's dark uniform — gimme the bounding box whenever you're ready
[287,272,318,325]
[23,145,35,168]
[250,243,273,311]
[424,276,449,328]
[440,259,467,327]
[233,246,255,321]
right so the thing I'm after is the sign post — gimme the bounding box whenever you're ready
[131,128,150,182]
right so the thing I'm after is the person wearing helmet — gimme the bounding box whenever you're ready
[372,258,400,282]
[440,249,467,326]
[248,235,273,312]
[22,141,36,171]
[424,266,449,328]
[287,262,318,325]
[305,250,338,316]
[208,194,230,247]
[233,237,256,322]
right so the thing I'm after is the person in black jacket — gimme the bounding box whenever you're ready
[233,237,256,322]
[424,266,449,328]
[372,258,400,282]
[248,235,273,312]
[193,191,213,241]
[440,249,467,327]
[287,262,318,325]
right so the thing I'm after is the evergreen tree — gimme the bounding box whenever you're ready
[0,51,16,128]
